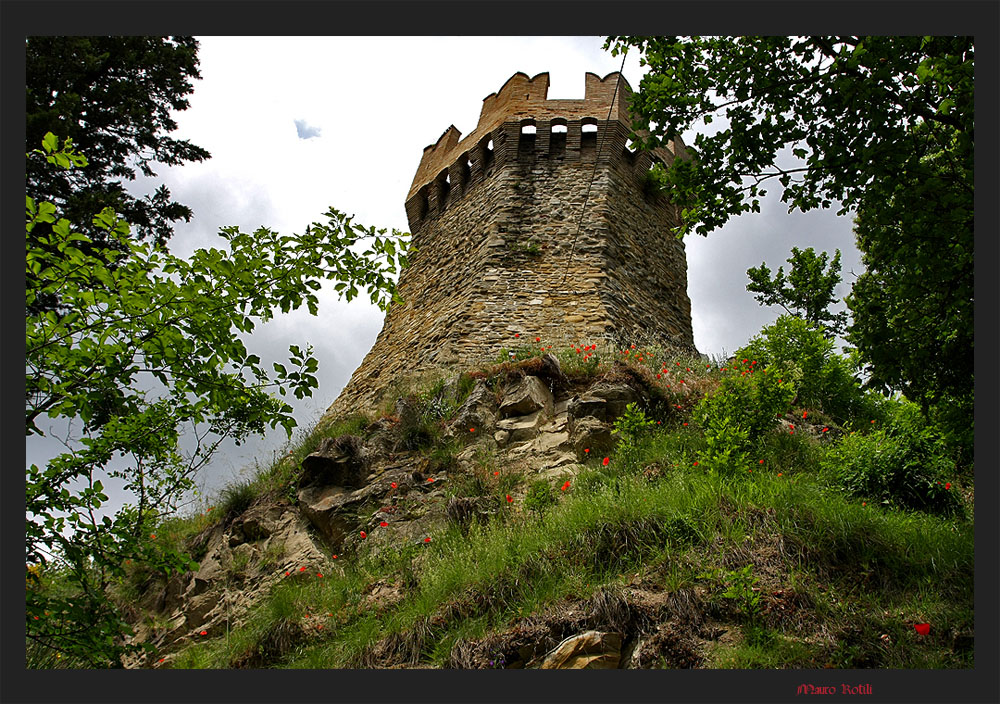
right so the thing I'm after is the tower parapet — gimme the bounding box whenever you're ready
[326,71,696,419]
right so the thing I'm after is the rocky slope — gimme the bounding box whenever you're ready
[125,353,843,669]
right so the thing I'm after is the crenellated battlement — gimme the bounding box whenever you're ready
[405,71,687,231]
[325,71,696,420]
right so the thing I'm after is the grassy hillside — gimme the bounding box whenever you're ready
[27,321,974,670]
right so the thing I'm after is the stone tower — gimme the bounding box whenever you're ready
[325,71,695,418]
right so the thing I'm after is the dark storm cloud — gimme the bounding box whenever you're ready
[294,119,322,140]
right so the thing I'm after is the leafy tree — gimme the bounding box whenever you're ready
[846,135,972,419]
[746,247,847,337]
[26,36,210,250]
[25,134,409,667]
[605,36,973,432]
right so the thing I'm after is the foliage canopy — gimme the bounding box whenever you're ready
[606,35,973,429]
[26,36,211,249]
[25,133,409,666]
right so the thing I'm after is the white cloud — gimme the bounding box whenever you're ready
[294,119,322,139]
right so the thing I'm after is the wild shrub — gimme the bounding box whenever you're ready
[395,394,439,451]
[820,399,963,516]
[694,361,797,475]
[217,478,256,524]
[556,345,602,380]
[523,479,557,513]
[736,315,868,423]
[612,402,657,471]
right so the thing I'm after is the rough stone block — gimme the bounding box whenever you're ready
[540,630,622,669]
[499,376,553,418]
[496,410,544,442]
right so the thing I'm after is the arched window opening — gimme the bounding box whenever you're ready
[519,119,536,155]
[550,118,567,157]
[479,134,495,172]
[415,185,430,221]
[581,118,598,154]
[459,152,472,188]
[435,168,450,208]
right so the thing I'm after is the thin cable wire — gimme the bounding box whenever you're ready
[557,49,628,287]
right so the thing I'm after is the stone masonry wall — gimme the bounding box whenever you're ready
[324,72,696,420]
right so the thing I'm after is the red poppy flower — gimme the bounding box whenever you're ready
[360,531,367,539]
[914,623,930,636]
[778,379,783,383]
[686,367,690,372]
[535,337,541,342]
[470,428,475,433]
[584,448,590,453]
[158,658,165,663]
[424,537,431,543]
[285,571,290,576]
[299,566,306,572]
[380,521,388,527]
[514,333,520,338]
[693,461,699,466]
[743,359,748,364]
[561,481,571,491]
[777,473,783,477]
[657,373,662,379]
[683,422,688,426]
[862,502,866,506]
[200,630,208,636]
[822,427,829,432]
[494,471,500,476]
[802,411,808,419]
[759,459,764,464]
[317,573,323,578]
[391,481,397,489]
[602,457,610,466]
[150,534,156,539]
[945,482,952,490]
[317,624,324,630]
[427,477,435,483]
[871,419,876,424]
[506,494,513,503]
[332,555,337,559]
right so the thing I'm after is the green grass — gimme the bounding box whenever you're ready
[166,429,972,669]
[69,347,972,670]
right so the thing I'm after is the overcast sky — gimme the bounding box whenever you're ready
[27,36,862,510]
